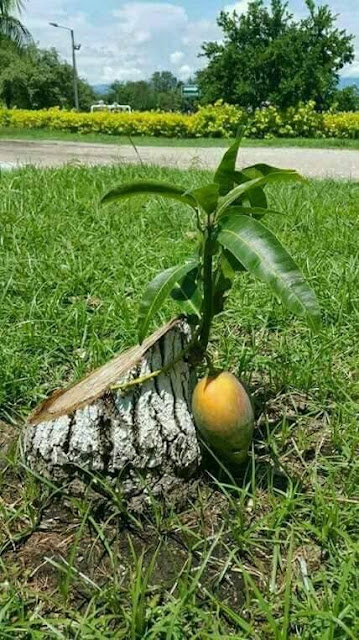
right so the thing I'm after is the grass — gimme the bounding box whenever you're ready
[0,163,358,638]
[1,126,359,148]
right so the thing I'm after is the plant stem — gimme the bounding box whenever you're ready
[199,222,213,354]
[110,326,201,394]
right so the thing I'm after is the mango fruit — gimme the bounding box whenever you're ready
[192,371,254,465]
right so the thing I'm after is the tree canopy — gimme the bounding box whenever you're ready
[0,42,95,110]
[198,0,355,110]
[0,0,31,49]
[105,71,185,111]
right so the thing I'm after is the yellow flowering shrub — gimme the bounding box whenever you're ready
[323,112,359,138]
[0,103,358,139]
[191,100,247,137]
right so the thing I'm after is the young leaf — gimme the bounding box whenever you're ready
[218,216,321,330]
[247,187,268,210]
[214,126,245,196]
[240,164,303,181]
[190,183,219,214]
[221,248,246,275]
[101,180,197,209]
[217,170,303,218]
[218,205,283,221]
[212,249,246,316]
[212,268,232,316]
[232,171,268,209]
[171,267,202,319]
[138,260,199,342]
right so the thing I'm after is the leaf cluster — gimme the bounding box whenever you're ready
[0,42,96,110]
[197,0,355,111]
[102,128,320,348]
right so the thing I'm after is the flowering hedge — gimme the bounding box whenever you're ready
[0,101,358,139]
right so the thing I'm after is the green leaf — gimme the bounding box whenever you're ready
[138,260,199,342]
[217,170,303,218]
[212,248,246,316]
[212,268,232,316]
[247,187,268,210]
[214,126,245,196]
[240,164,303,181]
[218,205,283,221]
[221,248,246,276]
[190,183,219,213]
[217,177,268,216]
[171,267,202,319]
[218,216,321,330]
[101,180,197,209]
[231,171,269,210]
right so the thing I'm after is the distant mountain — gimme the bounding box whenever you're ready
[339,77,359,88]
[93,84,110,95]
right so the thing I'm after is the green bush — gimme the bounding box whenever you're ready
[0,101,358,139]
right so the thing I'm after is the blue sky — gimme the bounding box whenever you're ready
[23,1,359,84]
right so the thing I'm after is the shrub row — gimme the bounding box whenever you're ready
[0,101,358,138]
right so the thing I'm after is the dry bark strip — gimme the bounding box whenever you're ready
[23,318,201,506]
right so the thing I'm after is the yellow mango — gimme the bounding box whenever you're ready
[192,371,254,464]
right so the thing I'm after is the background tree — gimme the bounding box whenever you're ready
[331,85,359,112]
[198,0,354,111]
[0,43,95,110]
[0,0,31,48]
[105,71,182,111]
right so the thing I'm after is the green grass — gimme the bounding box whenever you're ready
[0,164,358,638]
[1,126,359,148]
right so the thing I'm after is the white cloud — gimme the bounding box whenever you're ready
[178,64,192,80]
[224,1,250,15]
[170,51,185,65]
[23,1,358,85]
[23,1,220,84]
[342,49,359,77]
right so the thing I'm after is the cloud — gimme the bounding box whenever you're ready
[22,1,358,85]
[342,52,359,77]
[224,1,250,15]
[170,51,185,65]
[23,1,221,84]
[178,64,192,81]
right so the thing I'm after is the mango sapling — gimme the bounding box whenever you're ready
[102,129,321,463]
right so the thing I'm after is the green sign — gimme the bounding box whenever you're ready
[182,85,200,98]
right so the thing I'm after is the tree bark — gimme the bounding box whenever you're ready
[23,318,201,508]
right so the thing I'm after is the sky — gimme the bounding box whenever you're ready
[22,1,359,85]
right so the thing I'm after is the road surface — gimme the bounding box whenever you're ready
[0,139,358,179]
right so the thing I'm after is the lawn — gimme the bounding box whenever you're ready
[1,126,359,149]
[0,164,358,638]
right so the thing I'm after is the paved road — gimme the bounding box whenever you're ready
[0,139,358,179]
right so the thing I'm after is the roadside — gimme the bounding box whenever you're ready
[0,127,358,149]
[1,138,358,179]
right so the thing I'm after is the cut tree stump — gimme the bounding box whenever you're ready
[23,318,202,507]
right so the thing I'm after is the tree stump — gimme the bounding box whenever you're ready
[23,318,202,507]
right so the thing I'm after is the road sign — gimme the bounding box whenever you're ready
[182,85,200,98]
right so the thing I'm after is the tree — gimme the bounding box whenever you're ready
[106,72,182,111]
[198,0,355,110]
[151,71,178,94]
[0,43,95,110]
[0,0,31,48]
[106,80,155,110]
[332,85,359,112]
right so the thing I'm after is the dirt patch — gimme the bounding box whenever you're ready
[0,420,19,452]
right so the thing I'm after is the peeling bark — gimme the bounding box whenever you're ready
[23,319,201,506]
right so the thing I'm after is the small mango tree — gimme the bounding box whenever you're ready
[101,130,321,463]
[25,131,320,501]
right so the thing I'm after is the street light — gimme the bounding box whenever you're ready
[49,22,81,111]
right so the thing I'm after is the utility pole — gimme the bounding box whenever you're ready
[49,22,81,111]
